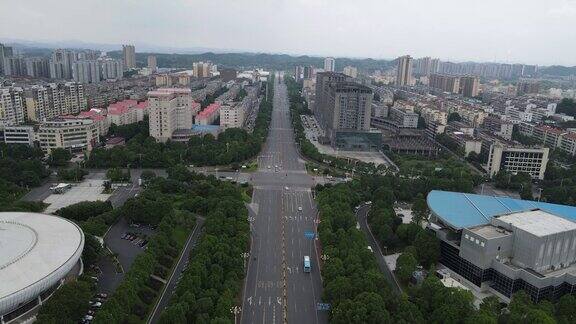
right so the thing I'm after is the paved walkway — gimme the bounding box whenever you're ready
[356,204,402,294]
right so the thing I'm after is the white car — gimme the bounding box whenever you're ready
[285,186,289,190]
[83,315,94,321]
[367,246,373,253]
[298,206,303,211]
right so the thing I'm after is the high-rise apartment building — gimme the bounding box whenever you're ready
[147,55,157,71]
[148,88,194,142]
[192,62,212,78]
[0,43,13,75]
[3,56,26,76]
[429,74,460,93]
[324,57,335,72]
[24,83,87,121]
[343,66,358,78]
[396,55,413,86]
[522,65,538,77]
[430,58,441,74]
[24,57,50,78]
[314,72,349,119]
[414,57,432,76]
[0,87,25,129]
[517,80,540,96]
[294,66,304,81]
[49,49,76,79]
[100,59,124,80]
[460,75,480,97]
[303,66,313,79]
[72,60,101,84]
[122,45,136,70]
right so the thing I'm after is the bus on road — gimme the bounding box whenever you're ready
[304,256,311,273]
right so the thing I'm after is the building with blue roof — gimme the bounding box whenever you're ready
[427,190,576,230]
[427,190,576,303]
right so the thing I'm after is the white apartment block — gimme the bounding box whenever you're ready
[342,66,358,78]
[192,62,213,78]
[100,59,124,80]
[0,87,25,130]
[220,103,245,130]
[485,143,549,180]
[24,83,87,122]
[36,118,99,154]
[3,125,36,146]
[72,60,101,84]
[324,57,335,72]
[122,45,136,70]
[389,106,419,128]
[148,88,193,142]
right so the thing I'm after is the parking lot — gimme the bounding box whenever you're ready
[43,179,111,213]
[301,115,324,143]
[96,216,155,294]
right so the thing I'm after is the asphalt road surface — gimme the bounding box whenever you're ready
[149,217,205,324]
[241,72,326,324]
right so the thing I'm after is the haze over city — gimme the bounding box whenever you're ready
[2,1,576,324]
[1,0,576,65]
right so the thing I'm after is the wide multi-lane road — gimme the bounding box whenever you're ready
[241,72,326,324]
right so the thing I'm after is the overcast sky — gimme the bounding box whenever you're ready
[1,0,575,66]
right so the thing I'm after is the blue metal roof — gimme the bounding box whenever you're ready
[427,190,576,230]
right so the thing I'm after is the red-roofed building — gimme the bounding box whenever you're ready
[533,125,567,148]
[195,103,221,125]
[107,99,147,127]
[134,101,149,121]
[63,108,109,136]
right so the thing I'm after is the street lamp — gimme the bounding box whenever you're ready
[230,306,241,324]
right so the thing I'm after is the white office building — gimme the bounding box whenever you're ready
[485,143,549,180]
[36,118,99,154]
[148,88,194,142]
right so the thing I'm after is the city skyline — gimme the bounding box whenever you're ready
[1,0,575,66]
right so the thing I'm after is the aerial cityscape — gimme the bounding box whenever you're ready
[1,1,576,324]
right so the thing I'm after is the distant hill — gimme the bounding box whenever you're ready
[539,65,576,77]
[106,51,394,72]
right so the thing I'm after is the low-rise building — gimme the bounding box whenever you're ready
[220,103,244,130]
[36,118,99,154]
[195,103,220,125]
[107,99,139,126]
[428,191,576,303]
[2,125,36,146]
[485,142,549,180]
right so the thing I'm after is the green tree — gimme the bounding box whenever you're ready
[36,281,92,323]
[414,230,440,268]
[49,148,72,166]
[479,295,503,317]
[396,252,418,282]
[555,294,576,324]
[412,197,429,225]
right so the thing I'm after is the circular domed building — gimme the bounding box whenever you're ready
[0,212,84,323]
